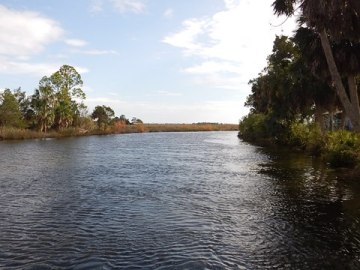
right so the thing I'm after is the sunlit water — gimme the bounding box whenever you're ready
[0,131,359,269]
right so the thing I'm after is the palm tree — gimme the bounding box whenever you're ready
[32,81,57,133]
[49,65,85,129]
[272,0,360,132]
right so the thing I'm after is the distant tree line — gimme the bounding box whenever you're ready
[0,65,142,132]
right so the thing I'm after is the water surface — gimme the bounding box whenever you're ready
[0,131,359,269]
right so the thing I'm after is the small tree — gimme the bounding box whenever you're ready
[91,105,115,130]
[131,117,143,124]
[0,89,24,128]
[119,114,130,125]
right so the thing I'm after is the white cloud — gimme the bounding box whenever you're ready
[223,0,240,9]
[163,0,297,90]
[65,39,88,47]
[0,5,92,78]
[0,5,63,57]
[156,90,182,97]
[163,18,208,55]
[193,75,247,90]
[163,8,174,19]
[110,0,145,14]
[184,61,242,75]
[0,57,59,76]
[0,56,89,76]
[89,0,104,13]
[77,49,120,56]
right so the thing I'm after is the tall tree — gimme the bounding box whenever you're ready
[48,65,86,129]
[247,36,331,119]
[13,87,35,127]
[32,78,57,132]
[272,0,360,131]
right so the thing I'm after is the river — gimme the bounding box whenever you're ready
[0,131,359,269]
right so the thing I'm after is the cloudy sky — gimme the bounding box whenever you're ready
[0,0,295,123]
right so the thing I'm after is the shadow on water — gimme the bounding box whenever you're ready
[256,146,360,269]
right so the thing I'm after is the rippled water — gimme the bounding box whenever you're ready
[0,131,359,269]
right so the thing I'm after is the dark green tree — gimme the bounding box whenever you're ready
[131,117,143,124]
[246,35,334,133]
[12,87,35,128]
[47,65,86,129]
[0,89,24,128]
[91,105,115,129]
[32,80,57,132]
[272,0,360,131]
[119,114,130,125]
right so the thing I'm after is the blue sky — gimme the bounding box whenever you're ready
[0,0,295,123]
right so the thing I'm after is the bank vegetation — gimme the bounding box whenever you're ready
[239,1,360,172]
[0,66,237,141]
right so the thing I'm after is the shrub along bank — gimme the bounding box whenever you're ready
[238,112,360,171]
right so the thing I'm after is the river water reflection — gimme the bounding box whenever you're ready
[0,131,359,269]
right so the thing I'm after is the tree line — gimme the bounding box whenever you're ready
[0,65,142,133]
[241,1,360,135]
[239,1,360,168]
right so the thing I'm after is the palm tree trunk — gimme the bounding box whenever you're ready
[348,75,360,117]
[314,103,326,133]
[319,29,360,132]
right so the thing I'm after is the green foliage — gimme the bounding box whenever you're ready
[0,64,149,139]
[13,88,35,127]
[273,0,360,41]
[0,89,24,128]
[91,105,115,130]
[272,0,360,132]
[246,35,333,127]
[240,115,360,168]
[241,1,360,169]
[288,122,324,154]
[324,131,360,168]
[52,65,85,129]
[32,65,86,131]
[32,83,56,132]
[239,113,270,142]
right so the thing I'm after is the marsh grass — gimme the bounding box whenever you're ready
[0,123,237,141]
[145,123,238,132]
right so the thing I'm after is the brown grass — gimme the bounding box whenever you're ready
[0,123,238,141]
[144,123,238,132]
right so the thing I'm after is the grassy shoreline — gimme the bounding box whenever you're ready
[238,118,360,177]
[0,123,238,141]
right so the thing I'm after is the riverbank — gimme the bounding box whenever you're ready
[238,117,360,175]
[0,123,238,141]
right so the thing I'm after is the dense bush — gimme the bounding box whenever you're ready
[288,122,324,154]
[238,113,270,142]
[323,131,360,168]
[240,116,360,168]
